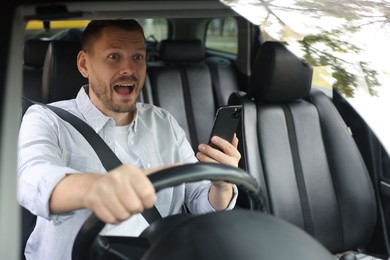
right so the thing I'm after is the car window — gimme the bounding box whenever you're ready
[138,18,168,42]
[223,0,390,154]
[24,20,89,40]
[25,18,168,40]
[138,18,168,61]
[205,17,238,54]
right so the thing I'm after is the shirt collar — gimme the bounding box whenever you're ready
[75,85,139,134]
[131,107,138,134]
[75,85,114,133]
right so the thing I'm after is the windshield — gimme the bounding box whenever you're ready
[221,0,390,153]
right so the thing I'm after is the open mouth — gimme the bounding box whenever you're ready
[113,83,135,95]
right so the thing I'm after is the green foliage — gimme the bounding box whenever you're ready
[360,62,380,96]
[332,67,356,98]
[297,29,380,98]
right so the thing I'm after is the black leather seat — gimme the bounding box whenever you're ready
[41,40,87,103]
[147,39,216,150]
[147,39,239,150]
[229,41,378,257]
[205,55,240,108]
[23,39,50,102]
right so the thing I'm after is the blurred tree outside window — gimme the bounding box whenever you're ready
[138,18,168,42]
[223,0,389,99]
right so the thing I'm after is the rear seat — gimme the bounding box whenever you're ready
[41,40,87,103]
[205,55,240,108]
[23,39,50,102]
[147,39,215,150]
[148,39,239,150]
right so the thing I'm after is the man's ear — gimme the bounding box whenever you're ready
[77,51,89,78]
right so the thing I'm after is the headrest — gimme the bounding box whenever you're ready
[250,41,313,103]
[23,39,50,67]
[159,39,205,62]
[42,40,87,103]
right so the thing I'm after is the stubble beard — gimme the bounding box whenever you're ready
[90,81,140,114]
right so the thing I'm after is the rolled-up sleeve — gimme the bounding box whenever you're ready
[17,106,80,219]
[185,181,238,214]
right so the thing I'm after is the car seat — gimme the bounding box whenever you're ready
[228,41,379,258]
[23,39,50,103]
[147,39,240,151]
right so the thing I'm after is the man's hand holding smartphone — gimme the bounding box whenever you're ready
[196,105,242,167]
[196,106,242,210]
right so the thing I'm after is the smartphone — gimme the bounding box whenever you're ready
[208,105,242,151]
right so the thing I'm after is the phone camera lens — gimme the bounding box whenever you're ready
[232,109,241,119]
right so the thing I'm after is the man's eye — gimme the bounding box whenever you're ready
[108,53,120,60]
[133,54,144,61]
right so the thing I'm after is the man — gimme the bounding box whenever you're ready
[18,19,240,259]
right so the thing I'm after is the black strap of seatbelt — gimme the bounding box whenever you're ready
[282,104,314,236]
[23,98,162,224]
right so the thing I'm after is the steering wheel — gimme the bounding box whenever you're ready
[71,163,334,260]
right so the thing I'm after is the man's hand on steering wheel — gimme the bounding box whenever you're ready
[83,164,175,224]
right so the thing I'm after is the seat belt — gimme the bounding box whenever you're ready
[23,97,162,224]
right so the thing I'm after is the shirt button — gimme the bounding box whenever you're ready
[146,163,151,168]
[130,140,134,145]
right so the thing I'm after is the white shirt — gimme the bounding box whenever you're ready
[17,86,238,260]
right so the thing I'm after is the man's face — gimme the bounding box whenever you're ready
[78,27,146,116]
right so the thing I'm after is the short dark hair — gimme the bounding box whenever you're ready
[81,19,145,52]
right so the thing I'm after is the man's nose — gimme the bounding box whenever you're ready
[120,59,135,74]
